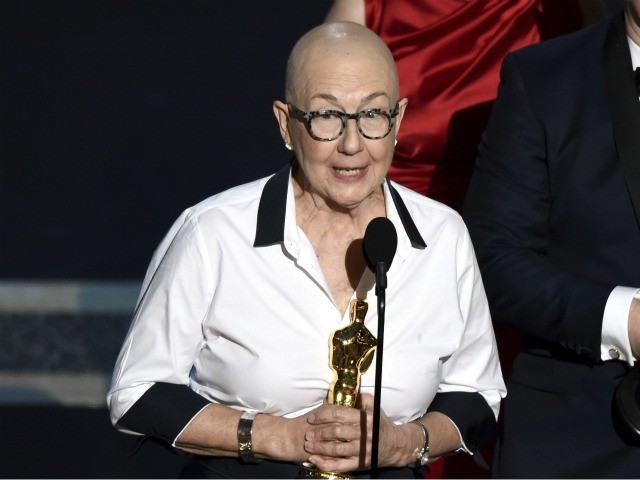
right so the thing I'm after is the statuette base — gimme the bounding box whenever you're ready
[299,463,353,479]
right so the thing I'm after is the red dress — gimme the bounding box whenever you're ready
[366,0,583,212]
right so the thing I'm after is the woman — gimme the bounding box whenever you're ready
[108,21,505,478]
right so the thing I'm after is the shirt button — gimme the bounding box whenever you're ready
[608,347,621,360]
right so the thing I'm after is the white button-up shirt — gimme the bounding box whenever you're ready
[108,164,506,443]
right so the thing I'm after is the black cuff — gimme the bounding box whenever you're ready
[118,382,210,444]
[427,391,497,453]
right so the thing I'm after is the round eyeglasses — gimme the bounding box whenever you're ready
[288,103,399,142]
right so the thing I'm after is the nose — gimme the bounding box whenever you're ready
[338,117,364,154]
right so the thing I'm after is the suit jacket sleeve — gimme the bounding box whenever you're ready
[463,53,614,362]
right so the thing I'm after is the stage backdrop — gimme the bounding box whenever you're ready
[1,0,333,280]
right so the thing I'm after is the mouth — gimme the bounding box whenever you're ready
[333,166,366,176]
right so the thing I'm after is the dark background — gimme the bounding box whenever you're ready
[1,0,332,280]
[1,1,331,477]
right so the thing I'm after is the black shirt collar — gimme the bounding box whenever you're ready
[254,163,427,249]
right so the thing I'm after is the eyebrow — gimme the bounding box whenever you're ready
[310,91,390,104]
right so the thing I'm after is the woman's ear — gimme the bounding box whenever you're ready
[273,100,291,145]
[394,97,409,136]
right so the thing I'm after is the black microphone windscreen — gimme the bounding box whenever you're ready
[362,217,398,272]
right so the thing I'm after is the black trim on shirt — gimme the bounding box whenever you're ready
[117,382,210,444]
[253,163,290,247]
[427,391,497,453]
[386,179,427,249]
[254,163,427,249]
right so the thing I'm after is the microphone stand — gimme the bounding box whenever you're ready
[370,261,388,479]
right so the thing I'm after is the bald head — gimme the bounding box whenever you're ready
[284,21,399,103]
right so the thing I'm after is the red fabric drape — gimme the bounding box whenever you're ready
[367,0,582,213]
[365,1,583,477]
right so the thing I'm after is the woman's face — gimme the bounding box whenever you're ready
[275,43,407,212]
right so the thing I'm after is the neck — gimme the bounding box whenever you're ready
[292,174,386,231]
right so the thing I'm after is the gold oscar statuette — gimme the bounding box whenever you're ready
[300,299,377,479]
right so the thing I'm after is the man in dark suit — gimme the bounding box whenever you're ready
[463,0,640,477]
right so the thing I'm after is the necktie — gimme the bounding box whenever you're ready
[636,67,640,95]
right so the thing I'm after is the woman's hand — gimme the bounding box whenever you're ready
[302,393,419,473]
[252,401,369,466]
[177,397,459,472]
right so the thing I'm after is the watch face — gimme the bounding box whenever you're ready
[615,366,640,438]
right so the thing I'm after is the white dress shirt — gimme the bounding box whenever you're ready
[108,165,506,445]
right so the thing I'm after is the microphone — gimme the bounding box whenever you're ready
[363,217,398,295]
[362,217,397,478]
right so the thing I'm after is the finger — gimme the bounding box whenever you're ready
[306,438,360,459]
[308,405,361,425]
[308,454,360,474]
[306,424,360,444]
[358,392,375,410]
